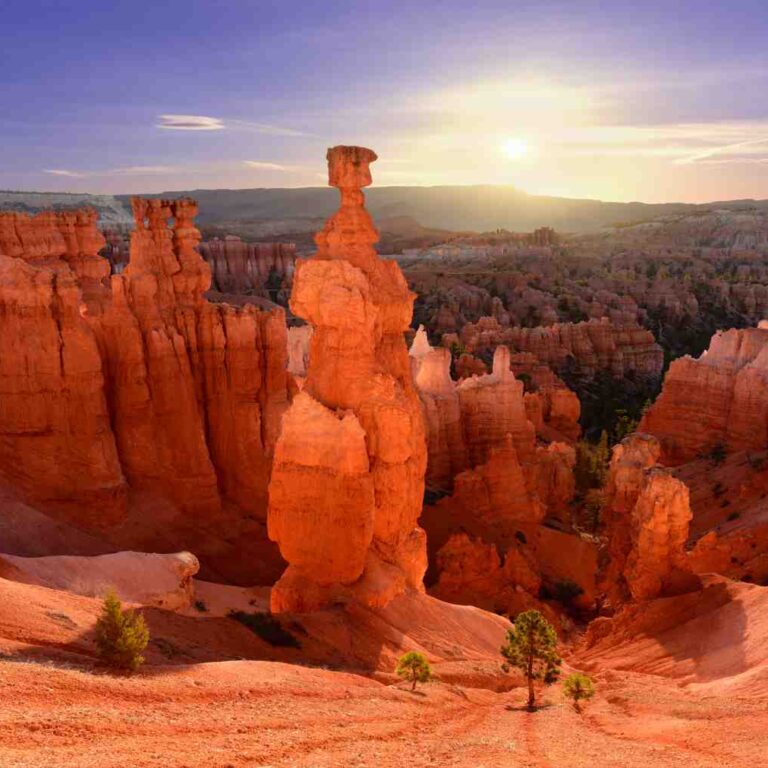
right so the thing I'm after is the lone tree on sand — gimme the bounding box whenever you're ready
[95,590,150,673]
[396,651,432,691]
[563,672,595,712]
[501,609,561,710]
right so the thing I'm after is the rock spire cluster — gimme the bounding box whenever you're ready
[0,201,289,559]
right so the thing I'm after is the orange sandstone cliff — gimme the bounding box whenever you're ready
[267,146,428,612]
[0,203,289,578]
[599,434,695,606]
[640,323,768,463]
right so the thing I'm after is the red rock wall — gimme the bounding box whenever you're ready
[198,237,296,295]
[0,202,289,528]
[458,316,664,380]
[640,325,768,463]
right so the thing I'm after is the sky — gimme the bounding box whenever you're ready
[1,0,767,203]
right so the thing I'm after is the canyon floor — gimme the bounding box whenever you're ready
[2,653,765,768]
[1,576,767,768]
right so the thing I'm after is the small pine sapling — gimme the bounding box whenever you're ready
[396,651,432,691]
[563,672,595,712]
[95,590,149,673]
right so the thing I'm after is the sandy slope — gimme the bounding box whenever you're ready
[1,657,765,768]
[0,576,767,766]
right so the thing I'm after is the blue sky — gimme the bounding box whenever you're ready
[2,0,767,201]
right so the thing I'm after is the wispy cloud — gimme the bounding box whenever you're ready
[110,165,179,175]
[229,119,307,137]
[243,160,289,171]
[44,169,86,178]
[156,114,307,137]
[42,165,183,179]
[675,135,768,165]
[157,114,224,131]
[536,121,768,166]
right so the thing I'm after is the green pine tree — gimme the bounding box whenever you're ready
[95,590,149,673]
[501,609,561,710]
[396,651,432,691]
[563,672,595,712]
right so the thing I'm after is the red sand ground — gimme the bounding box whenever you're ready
[1,575,767,767]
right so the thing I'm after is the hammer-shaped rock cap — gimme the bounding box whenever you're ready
[326,145,378,189]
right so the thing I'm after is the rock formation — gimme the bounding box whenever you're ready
[600,434,694,604]
[0,550,199,610]
[640,323,768,463]
[409,328,585,614]
[409,327,469,490]
[0,212,124,522]
[456,346,538,467]
[286,324,313,380]
[98,198,289,517]
[199,237,296,296]
[458,316,664,381]
[0,202,289,544]
[430,531,543,617]
[506,351,581,442]
[409,332,579,497]
[267,146,428,612]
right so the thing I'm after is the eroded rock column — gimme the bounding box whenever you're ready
[267,146,428,612]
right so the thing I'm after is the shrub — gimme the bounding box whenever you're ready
[95,590,149,673]
[563,672,595,712]
[574,431,610,496]
[396,651,432,691]
[583,495,603,533]
[613,409,638,442]
[500,609,561,710]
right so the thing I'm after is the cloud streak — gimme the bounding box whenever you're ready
[156,114,307,137]
[44,169,86,178]
[157,114,224,131]
[243,160,290,171]
[43,165,183,178]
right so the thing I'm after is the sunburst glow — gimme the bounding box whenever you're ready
[502,137,530,160]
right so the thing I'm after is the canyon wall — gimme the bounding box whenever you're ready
[198,237,296,296]
[0,203,289,532]
[411,332,589,617]
[458,316,664,381]
[410,330,579,492]
[640,323,768,463]
[267,146,428,612]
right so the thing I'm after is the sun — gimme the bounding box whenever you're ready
[502,137,530,160]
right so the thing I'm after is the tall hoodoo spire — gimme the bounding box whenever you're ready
[267,146,428,612]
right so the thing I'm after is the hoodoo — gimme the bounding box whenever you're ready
[267,146,428,612]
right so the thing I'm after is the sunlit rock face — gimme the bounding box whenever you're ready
[267,146,428,613]
[640,324,768,463]
[0,202,289,530]
[409,331,580,498]
[0,210,124,522]
[599,434,694,605]
[409,326,468,491]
